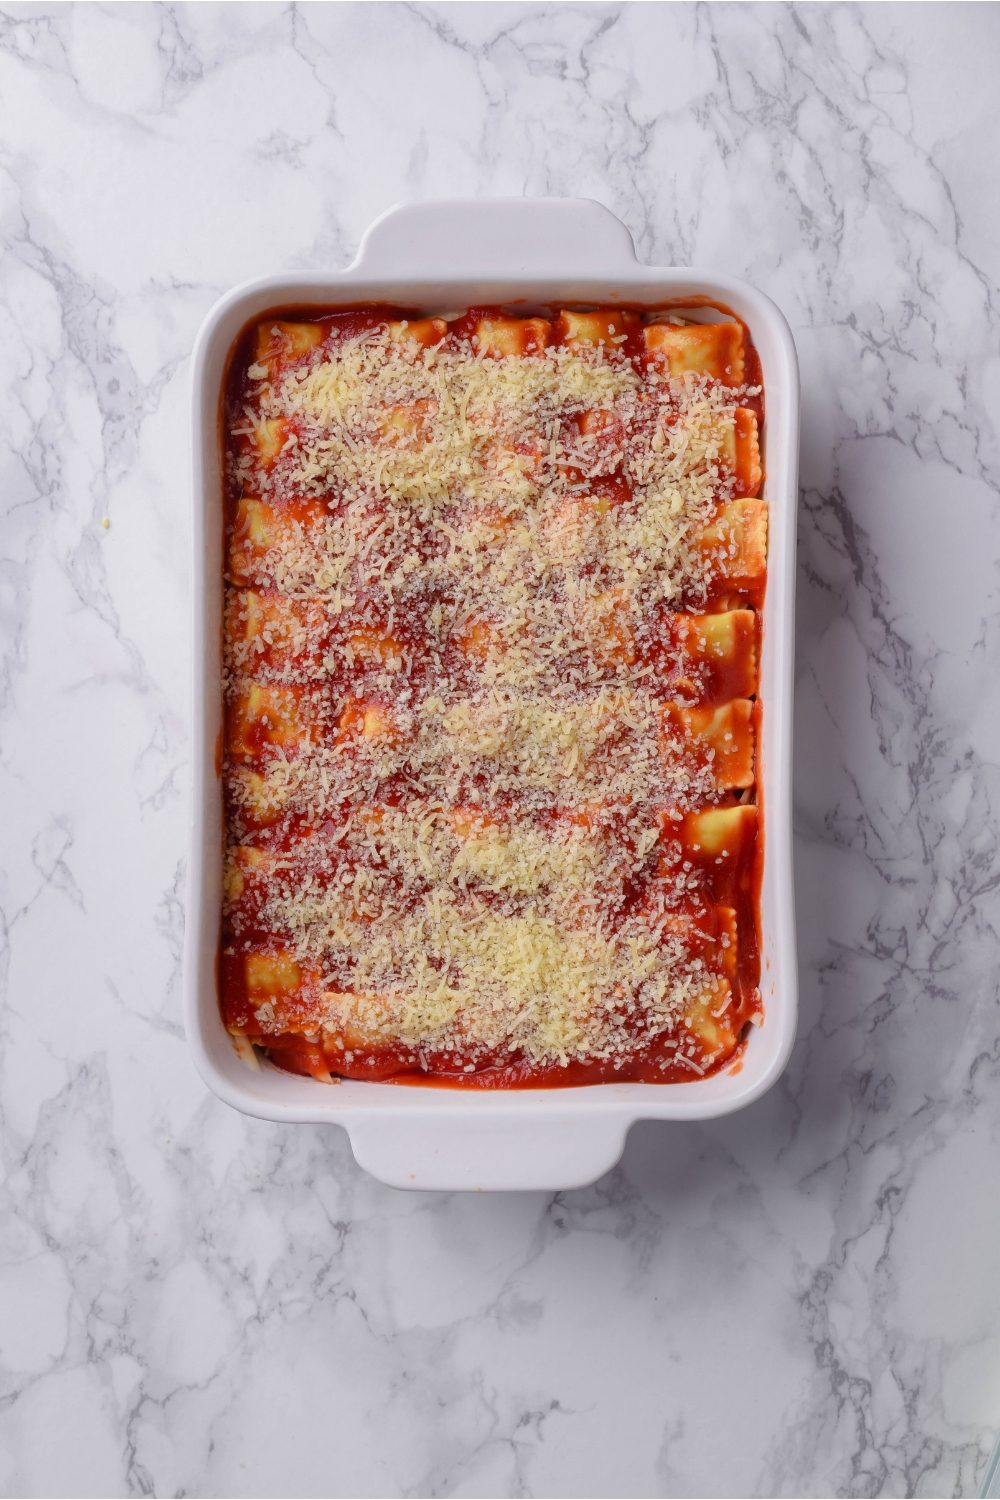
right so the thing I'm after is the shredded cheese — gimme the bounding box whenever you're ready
[222,313,763,1072]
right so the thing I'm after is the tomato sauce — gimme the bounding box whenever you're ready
[220,302,765,1088]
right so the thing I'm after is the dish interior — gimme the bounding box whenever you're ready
[215,299,771,1093]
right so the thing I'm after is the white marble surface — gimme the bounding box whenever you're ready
[1,2,999,1495]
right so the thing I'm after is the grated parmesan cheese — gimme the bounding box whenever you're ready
[221,310,765,1076]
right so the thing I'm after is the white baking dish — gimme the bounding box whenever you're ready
[185,199,799,1192]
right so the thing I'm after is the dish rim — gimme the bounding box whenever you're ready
[185,198,799,1191]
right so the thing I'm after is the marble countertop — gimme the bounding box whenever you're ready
[2,2,999,1495]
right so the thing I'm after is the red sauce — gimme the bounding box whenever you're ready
[219,302,765,1088]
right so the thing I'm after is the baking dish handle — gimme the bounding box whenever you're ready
[347,1111,630,1193]
[350,198,640,281]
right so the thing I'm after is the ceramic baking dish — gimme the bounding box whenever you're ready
[185,198,799,1192]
